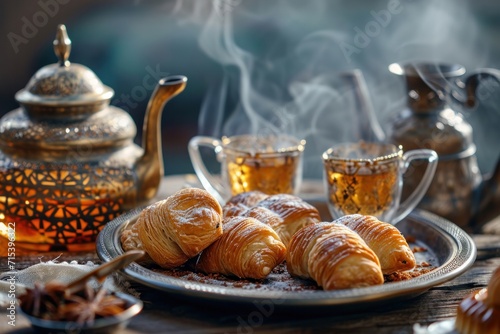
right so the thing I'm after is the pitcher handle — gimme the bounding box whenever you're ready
[463,68,500,108]
[188,136,227,204]
[393,149,438,224]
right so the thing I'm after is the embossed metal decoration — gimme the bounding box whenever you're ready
[0,25,187,254]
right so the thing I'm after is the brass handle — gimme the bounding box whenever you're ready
[463,68,500,108]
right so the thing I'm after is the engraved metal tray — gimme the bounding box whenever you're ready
[96,205,476,309]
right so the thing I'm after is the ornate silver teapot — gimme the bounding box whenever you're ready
[350,63,500,231]
[0,25,187,253]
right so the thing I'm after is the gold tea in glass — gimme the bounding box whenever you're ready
[225,147,301,196]
[325,166,398,217]
[189,134,305,203]
[322,142,438,224]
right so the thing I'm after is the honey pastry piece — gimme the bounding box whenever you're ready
[223,202,250,218]
[197,216,286,279]
[255,194,321,245]
[286,222,384,290]
[241,206,288,245]
[120,220,154,265]
[223,191,269,217]
[138,188,223,269]
[225,190,269,207]
[242,206,283,232]
[456,266,500,334]
[336,214,416,274]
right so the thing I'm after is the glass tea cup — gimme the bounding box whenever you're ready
[188,134,306,203]
[322,142,438,224]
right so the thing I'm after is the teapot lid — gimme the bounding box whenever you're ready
[0,24,137,156]
[15,24,114,120]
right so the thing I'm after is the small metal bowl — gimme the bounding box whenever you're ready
[19,292,143,334]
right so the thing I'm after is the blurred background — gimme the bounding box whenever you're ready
[0,0,499,179]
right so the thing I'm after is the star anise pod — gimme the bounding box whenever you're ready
[19,252,144,324]
[20,281,127,324]
[58,283,127,325]
[19,281,68,319]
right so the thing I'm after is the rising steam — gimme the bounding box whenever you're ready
[169,0,494,178]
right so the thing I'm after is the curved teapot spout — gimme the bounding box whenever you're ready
[136,75,187,203]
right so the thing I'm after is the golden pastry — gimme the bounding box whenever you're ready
[196,216,286,279]
[336,214,416,274]
[255,194,321,246]
[455,266,500,334]
[223,202,251,218]
[223,191,269,217]
[138,187,223,269]
[287,222,384,290]
[225,190,269,207]
[241,206,285,241]
[120,220,154,265]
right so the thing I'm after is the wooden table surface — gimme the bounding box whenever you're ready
[2,176,500,334]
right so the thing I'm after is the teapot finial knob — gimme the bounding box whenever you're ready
[53,24,71,67]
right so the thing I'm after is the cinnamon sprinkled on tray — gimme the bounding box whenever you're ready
[412,246,428,253]
[151,260,435,291]
[384,267,435,282]
[405,235,417,243]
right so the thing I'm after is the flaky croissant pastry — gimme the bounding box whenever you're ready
[225,190,269,208]
[241,206,284,239]
[222,192,320,246]
[120,220,155,265]
[335,214,416,274]
[287,222,384,290]
[196,216,286,279]
[254,194,321,246]
[138,188,223,269]
[223,191,269,218]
